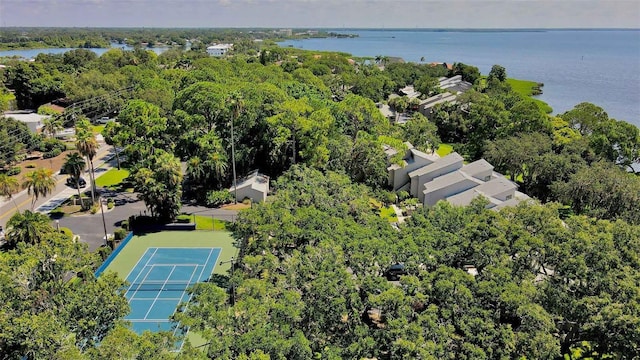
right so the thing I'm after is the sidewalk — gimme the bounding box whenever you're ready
[0,144,115,222]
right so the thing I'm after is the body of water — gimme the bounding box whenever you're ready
[0,42,171,59]
[281,29,640,126]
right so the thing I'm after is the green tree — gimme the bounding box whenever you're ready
[62,152,87,206]
[22,168,56,211]
[41,116,63,138]
[403,112,441,154]
[5,210,54,248]
[75,119,99,204]
[102,121,123,170]
[488,64,507,82]
[0,173,20,210]
[132,150,183,222]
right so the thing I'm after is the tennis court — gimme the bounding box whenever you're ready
[97,231,236,347]
[124,247,220,333]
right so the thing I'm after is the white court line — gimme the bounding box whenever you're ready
[123,247,157,281]
[125,248,159,293]
[176,248,219,347]
[129,297,183,301]
[127,319,172,322]
[171,263,201,340]
[143,266,177,319]
[128,262,159,303]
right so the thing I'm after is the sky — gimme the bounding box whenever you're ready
[1,0,639,28]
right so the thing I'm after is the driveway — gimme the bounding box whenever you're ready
[55,190,146,251]
[57,193,240,252]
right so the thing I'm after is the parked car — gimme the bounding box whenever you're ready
[94,117,115,124]
[385,263,407,281]
[66,177,87,188]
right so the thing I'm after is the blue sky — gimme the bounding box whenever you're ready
[1,0,639,28]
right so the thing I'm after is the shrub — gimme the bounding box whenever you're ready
[43,148,62,159]
[25,163,36,169]
[107,202,114,210]
[37,105,60,115]
[59,227,73,240]
[397,190,410,202]
[206,190,234,207]
[90,204,99,214]
[120,220,129,231]
[6,167,21,176]
[38,138,66,153]
[114,228,128,240]
[175,214,192,223]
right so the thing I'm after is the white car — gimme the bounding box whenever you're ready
[95,117,115,124]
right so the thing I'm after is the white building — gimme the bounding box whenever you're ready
[3,111,48,133]
[206,44,233,57]
[388,149,530,209]
[229,170,269,203]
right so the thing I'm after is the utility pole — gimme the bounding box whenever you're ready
[99,196,108,247]
[220,257,236,304]
[230,117,238,204]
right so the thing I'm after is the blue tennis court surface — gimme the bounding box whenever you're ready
[124,247,221,337]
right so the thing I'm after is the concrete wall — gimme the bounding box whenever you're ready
[235,187,266,203]
[410,161,463,199]
[389,156,433,191]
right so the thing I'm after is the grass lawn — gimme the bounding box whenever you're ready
[95,168,129,188]
[436,143,454,157]
[506,78,553,114]
[380,206,398,222]
[194,215,229,231]
[91,124,105,135]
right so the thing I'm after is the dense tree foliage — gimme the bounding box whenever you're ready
[175,166,640,359]
[2,37,639,359]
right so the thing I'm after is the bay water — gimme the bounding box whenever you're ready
[281,29,640,127]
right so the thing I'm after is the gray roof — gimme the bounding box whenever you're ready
[3,111,49,123]
[460,159,494,178]
[232,170,269,193]
[473,177,518,196]
[408,152,464,178]
[423,170,481,194]
[419,93,458,109]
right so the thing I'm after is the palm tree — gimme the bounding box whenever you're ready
[0,173,20,211]
[62,152,86,208]
[75,127,98,204]
[186,156,205,184]
[5,210,53,248]
[22,168,56,211]
[42,116,63,138]
[206,151,228,183]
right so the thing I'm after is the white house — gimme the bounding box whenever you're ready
[229,170,269,203]
[3,111,48,133]
[207,44,233,57]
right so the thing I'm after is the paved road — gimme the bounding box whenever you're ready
[0,143,115,229]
